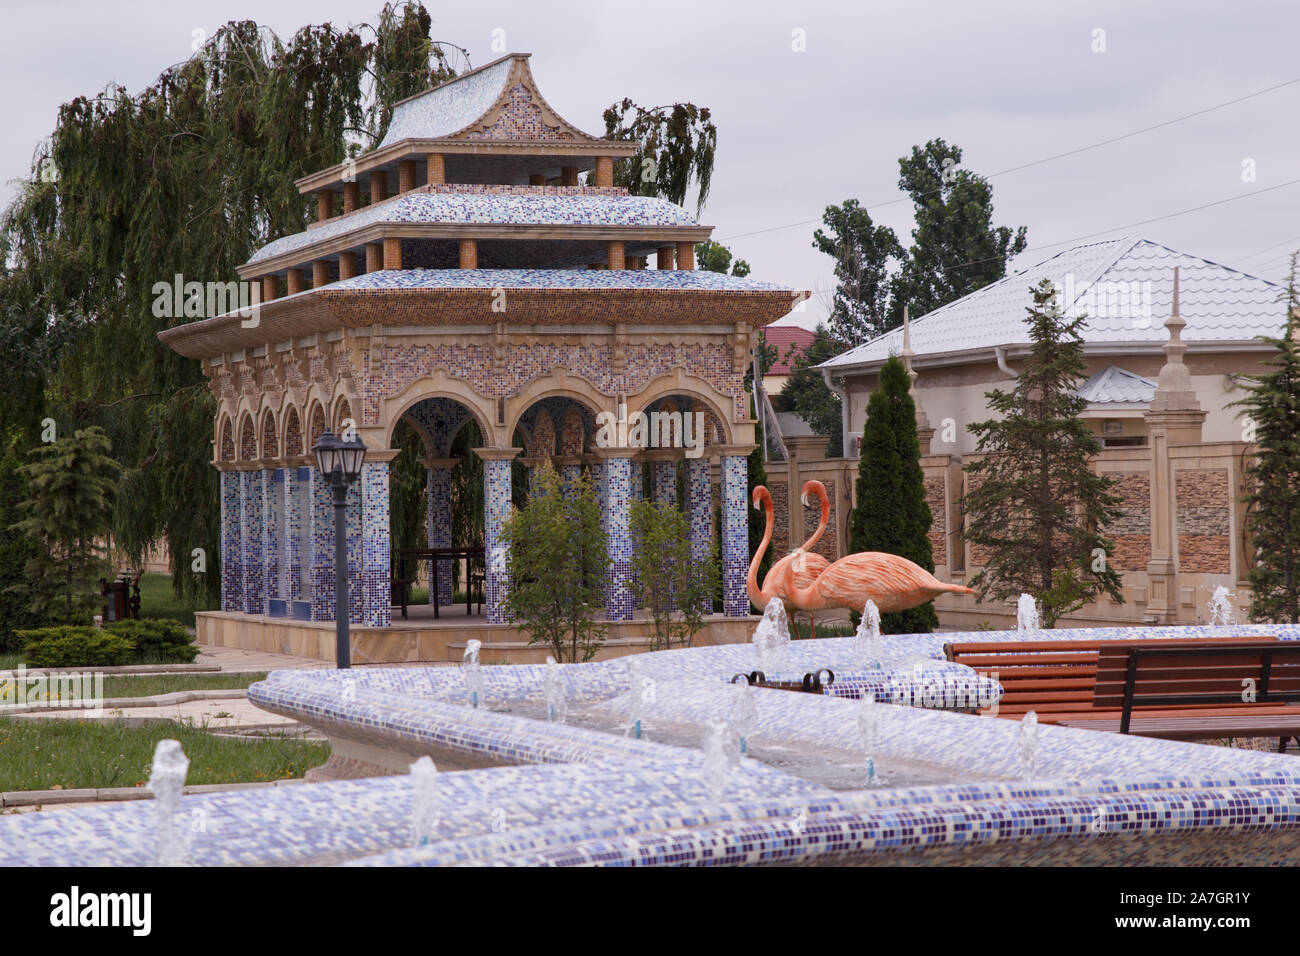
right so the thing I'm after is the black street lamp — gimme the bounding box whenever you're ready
[312,429,367,668]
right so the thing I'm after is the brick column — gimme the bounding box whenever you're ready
[312,259,330,289]
[476,447,522,625]
[594,156,613,187]
[657,246,675,269]
[370,169,388,204]
[343,181,360,214]
[425,458,457,607]
[607,240,625,270]
[240,469,265,615]
[287,269,305,295]
[219,469,241,612]
[600,451,635,621]
[561,166,578,186]
[399,160,417,194]
[383,238,402,270]
[529,174,546,186]
[676,242,695,271]
[366,243,383,273]
[261,275,279,301]
[338,251,357,281]
[316,189,334,221]
[427,154,445,185]
[459,238,478,269]
[720,452,750,616]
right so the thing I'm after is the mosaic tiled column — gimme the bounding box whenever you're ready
[263,468,282,615]
[558,457,582,498]
[240,469,265,615]
[309,467,336,621]
[686,456,713,613]
[651,455,678,508]
[285,467,307,607]
[601,453,635,621]
[358,459,392,627]
[345,477,363,625]
[720,454,750,617]
[425,458,456,606]
[477,448,520,625]
[219,470,240,612]
[628,458,644,604]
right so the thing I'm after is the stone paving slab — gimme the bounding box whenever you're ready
[11,696,301,730]
[1,778,308,812]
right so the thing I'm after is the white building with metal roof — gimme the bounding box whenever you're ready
[817,236,1285,456]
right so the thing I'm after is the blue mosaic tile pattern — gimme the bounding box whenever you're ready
[686,458,712,613]
[264,469,282,614]
[220,471,240,611]
[326,266,792,293]
[249,194,701,265]
[310,467,336,621]
[377,57,515,149]
[484,458,513,624]
[240,471,265,614]
[602,455,634,621]
[426,464,454,606]
[359,461,391,627]
[720,455,749,617]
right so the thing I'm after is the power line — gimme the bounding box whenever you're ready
[717,75,1300,243]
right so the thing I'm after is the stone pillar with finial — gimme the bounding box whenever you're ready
[1143,267,1207,624]
[901,305,935,454]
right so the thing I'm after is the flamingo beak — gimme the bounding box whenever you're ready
[800,492,810,507]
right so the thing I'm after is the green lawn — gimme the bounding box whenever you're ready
[0,718,328,791]
[138,572,216,628]
[100,672,267,699]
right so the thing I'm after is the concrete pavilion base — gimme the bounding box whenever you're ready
[196,608,761,665]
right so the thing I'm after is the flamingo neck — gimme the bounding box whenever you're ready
[746,493,773,609]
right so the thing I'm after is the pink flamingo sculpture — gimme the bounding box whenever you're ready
[747,481,831,622]
[779,534,976,614]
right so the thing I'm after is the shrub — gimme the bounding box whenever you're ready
[105,619,199,663]
[17,617,196,667]
[21,628,136,667]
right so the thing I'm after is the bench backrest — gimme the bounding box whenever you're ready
[1094,641,1300,732]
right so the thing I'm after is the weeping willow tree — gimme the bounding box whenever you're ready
[602,100,716,213]
[0,3,454,606]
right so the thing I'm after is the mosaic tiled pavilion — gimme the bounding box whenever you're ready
[160,54,799,656]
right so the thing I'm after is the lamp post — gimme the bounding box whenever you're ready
[312,429,367,668]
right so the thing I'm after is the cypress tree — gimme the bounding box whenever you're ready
[11,426,121,624]
[1231,254,1300,623]
[963,279,1124,627]
[849,355,937,633]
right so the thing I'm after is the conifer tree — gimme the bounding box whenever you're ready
[1232,253,1300,623]
[848,356,937,633]
[11,426,121,624]
[963,279,1123,627]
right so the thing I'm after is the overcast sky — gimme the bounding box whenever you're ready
[4,0,1297,330]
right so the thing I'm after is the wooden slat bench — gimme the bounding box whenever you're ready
[945,636,1300,750]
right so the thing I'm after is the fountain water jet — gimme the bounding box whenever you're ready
[147,739,190,866]
[752,599,791,674]
[543,656,567,723]
[701,718,739,802]
[851,599,884,670]
[463,639,485,709]
[856,696,879,786]
[729,679,758,755]
[1208,586,1235,627]
[409,756,439,847]
[1017,711,1039,780]
[1016,594,1040,637]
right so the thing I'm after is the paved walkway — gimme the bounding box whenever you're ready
[195,645,334,672]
